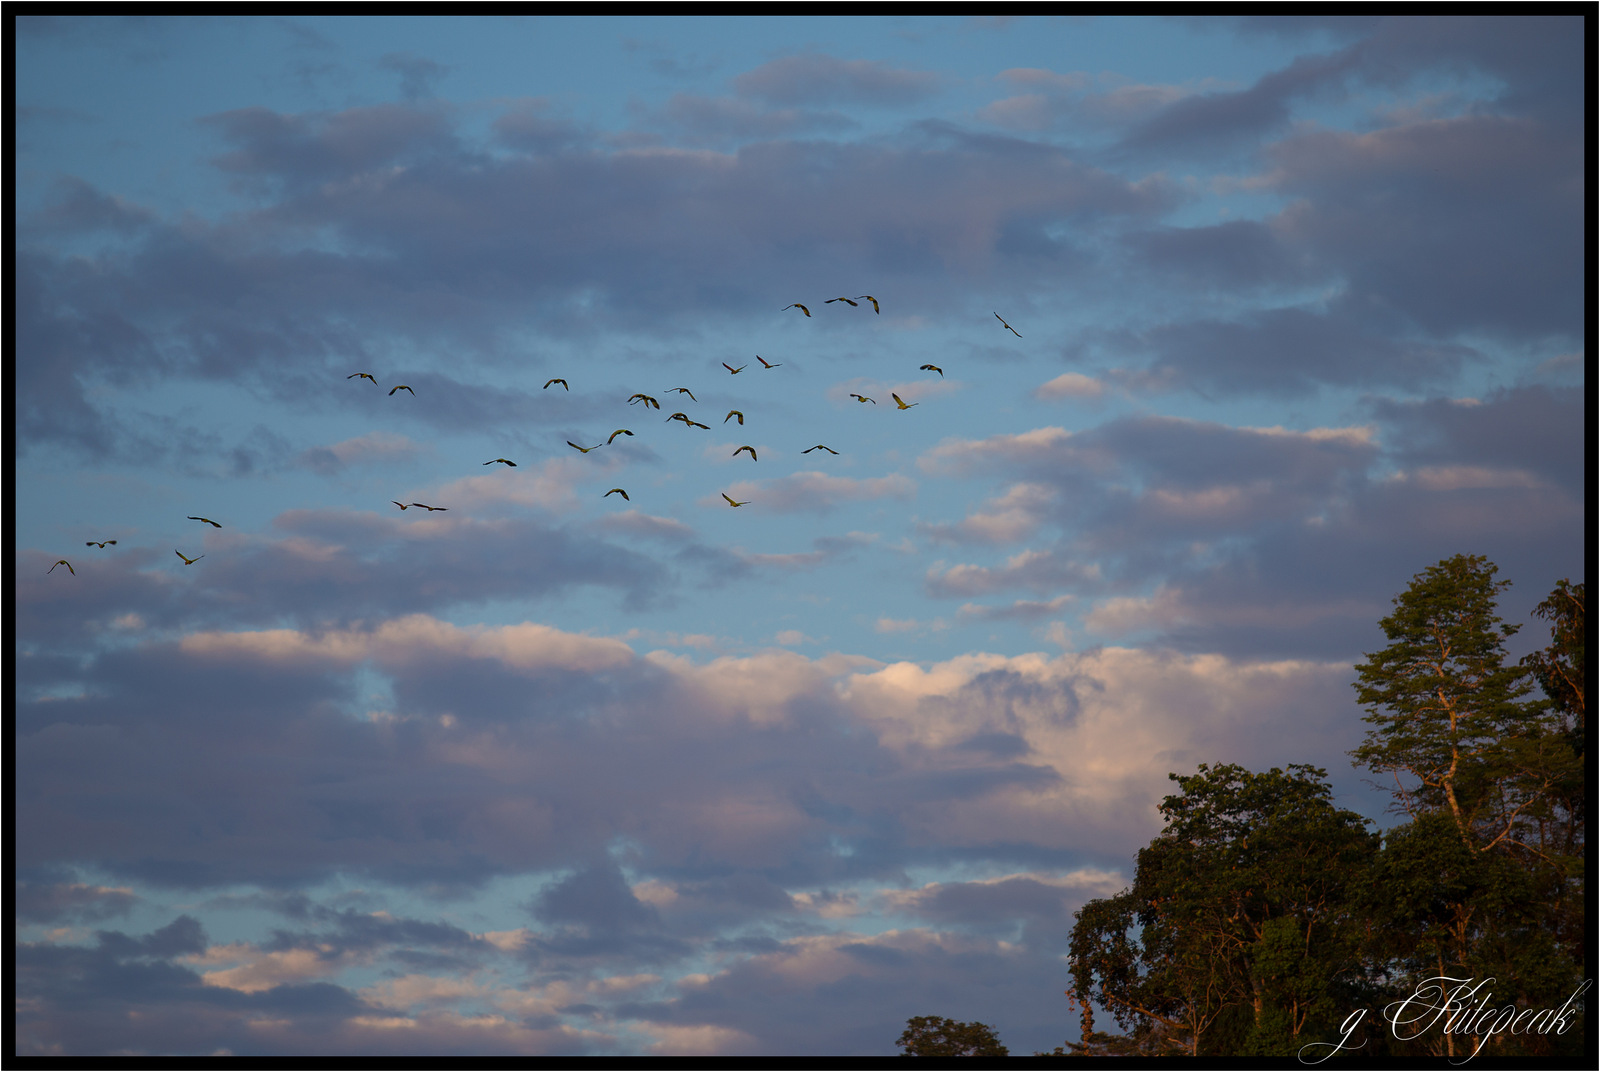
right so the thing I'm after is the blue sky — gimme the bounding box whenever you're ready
[14,15,1587,1056]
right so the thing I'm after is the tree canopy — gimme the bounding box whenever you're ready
[896,1015,1009,1056]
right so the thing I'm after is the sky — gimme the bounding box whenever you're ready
[12,15,1588,1057]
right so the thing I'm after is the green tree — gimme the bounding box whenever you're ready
[1349,554,1546,853]
[896,1016,1009,1056]
[1067,765,1378,1056]
[1350,561,1585,1058]
[1519,579,1586,983]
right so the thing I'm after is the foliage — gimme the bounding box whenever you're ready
[1348,562,1586,1058]
[1349,554,1545,851]
[896,1015,1009,1056]
[1067,765,1379,1056]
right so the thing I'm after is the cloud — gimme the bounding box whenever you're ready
[1120,306,1477,396]
[918,483,1055,545]
[296,432,420,475]
[15,874,139,923]
[733,54,942,107]
[718,472,915,514]
[641,93,853,145]
[378,52,449,101]
[18,613,1366,891]
[1264,115,1583,340]
[1034,372,1106,400]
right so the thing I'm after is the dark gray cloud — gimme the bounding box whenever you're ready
[17,511,666,646]
[1118,46,1360,159]
[1371,385,1585,497]
[733,54,942,107]
[1127,219,1321,293]
[15,872,139,924]
[15,109,1171,460]
[1129,17,1584,159]
[1119,307,1476,396]
[28,175,156,234]
[378,52,449,101]
[640,93,854,146]
[624,930,1077,1055]
[919,399,1581,659]
[1267,115,1583,341]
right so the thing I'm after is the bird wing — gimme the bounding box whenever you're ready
[725,410,743,424]
[393,501,409,509]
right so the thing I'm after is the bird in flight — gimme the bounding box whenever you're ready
[825,297,859,307]
[85,540,118,548]
[484,458,518,467]
[48,560,75,575]
[666,387,698,401]
[802,444,839,454]
[892,393,919,410]
[857,295,880,314]
[725,410,744,425]
[604,488,630,501]
[783,303,811,317]
[348,373,377,383]
[174,550,204,566]
[850,393,876,404]
[722,362,747,375]
[390,384,415,396]
[544,378,568,391]
[608,429,634,444]
[994,313,1022,338]
[392,501,411,510]
[920,363,943,377]
[666,412,692,425]
[722,493,750,507]
[733,445,758,461]
[411,503,448,512]
[756,355,780,369]
[567,440,602,453]
[629,393,661,409]
[188,516,222,528]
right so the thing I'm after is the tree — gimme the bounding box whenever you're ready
[1349,554,1545,853]
[1350,561,1585,1058]
[1067,765,1378,1056]
[896,1016,1009,1056]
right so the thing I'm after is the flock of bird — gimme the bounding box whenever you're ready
[48,302,1025,576]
